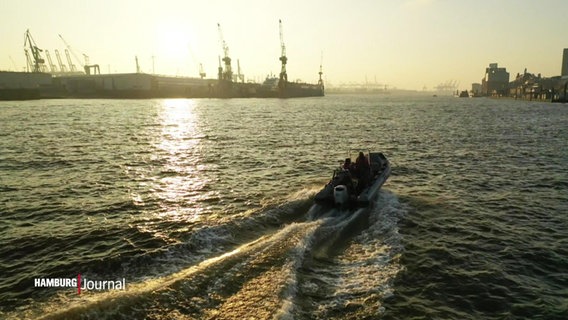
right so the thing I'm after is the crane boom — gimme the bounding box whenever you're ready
[279,19,286,59]
[9,56,18,71]
[8,56,18,71]
[58,34,83,68]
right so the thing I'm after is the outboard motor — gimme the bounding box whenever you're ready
[334,185,349,206]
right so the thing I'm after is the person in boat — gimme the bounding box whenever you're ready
[343,158,352,171]
[339,159,355,195]
[355,152,371,193]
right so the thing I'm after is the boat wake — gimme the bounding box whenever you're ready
[10,190,405,320]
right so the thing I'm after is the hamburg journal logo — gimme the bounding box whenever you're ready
[34,274,126,294]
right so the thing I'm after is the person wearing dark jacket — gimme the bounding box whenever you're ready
[355,152,371,193]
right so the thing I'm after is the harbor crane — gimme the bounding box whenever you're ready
[24,50,33,72]
[83,54,100,75]
[44,50,58,73]
[64,49,77,72]
[236,59,244,83]
[278,19,288,86]
[217,23,232,81]
[54,49,68,72]
[135,56,141,73]
[8,56,18,71]
[217,56,223,80]
[23,29,46,73]
[188,45,206,79]
[199,63,206,79]
[318,51,324,87]
[435,79,459,94]
[59,34,81,71]
[59,34,100,74]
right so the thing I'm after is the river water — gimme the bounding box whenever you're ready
[0,95,566,319]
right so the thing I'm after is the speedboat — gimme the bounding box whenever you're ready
[314,151,391,208]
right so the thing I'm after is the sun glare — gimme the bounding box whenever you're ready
[153,99,208,222]
[159,31,188,56]
[154,23,194,69]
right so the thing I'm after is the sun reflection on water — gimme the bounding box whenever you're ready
[154,99,209,223]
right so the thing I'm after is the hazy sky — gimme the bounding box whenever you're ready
[1,0,567,90]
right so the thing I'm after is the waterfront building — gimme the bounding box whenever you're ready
[481,63,510,96]
[509,69,563,102]
[471,83,482,97]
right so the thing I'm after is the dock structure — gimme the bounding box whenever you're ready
[2,22,327,101]
[55,73,218,98]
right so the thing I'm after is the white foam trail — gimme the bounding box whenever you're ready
[342,191,403,300]
[19,191,404,320]
[298,189,406,318]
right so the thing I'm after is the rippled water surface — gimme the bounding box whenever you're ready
[0,95,566,319]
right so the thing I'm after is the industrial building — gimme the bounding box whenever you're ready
[471,83,482,97]
[0,71,52,100]
[0,71,52,89]
[562,48,568,78]
[481,63,510,96]
[56,73,218,98]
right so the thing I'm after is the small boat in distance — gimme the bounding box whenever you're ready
[459,90,470,98]
[314,151,391,208]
